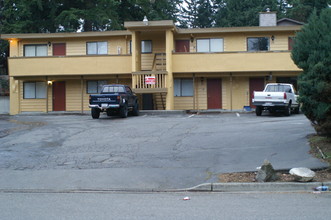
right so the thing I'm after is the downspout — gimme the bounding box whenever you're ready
[193,73,195,110]
[46,76,48,113]
[230,73,233,111]
[81,76,84,114]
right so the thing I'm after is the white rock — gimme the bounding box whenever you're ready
[289,167,316,182]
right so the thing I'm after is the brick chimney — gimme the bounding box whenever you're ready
[259,8,277,26]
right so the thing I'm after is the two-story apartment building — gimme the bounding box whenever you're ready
[1,12,303,115]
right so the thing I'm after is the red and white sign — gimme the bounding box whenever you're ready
[145,76,156,85]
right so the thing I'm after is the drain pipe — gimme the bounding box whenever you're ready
[230,73,233,111]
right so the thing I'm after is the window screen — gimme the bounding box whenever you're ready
[24,45,47,56]
[141,40,152,53]
[87,42,108,55]
[174,79,193,97]
[87,80,107,93]
[23,82,46,99]
[197,39,223,52]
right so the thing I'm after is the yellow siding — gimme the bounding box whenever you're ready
[222,78,231,110]
[231,77,249,109]
[65,80,81,111]
[270,33,291,51]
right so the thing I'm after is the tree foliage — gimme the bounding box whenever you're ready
[286,0,331,22]
[291,8,331,137]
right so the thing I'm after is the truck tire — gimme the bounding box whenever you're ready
[284,104,291,116]
[256,106,262,116]
[119,104,128,118]
[91,108,100,119]
[132,102,139,116]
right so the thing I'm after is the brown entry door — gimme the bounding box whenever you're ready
[249,77,265,107]
[175,40,190,52]
[53,82,66,111]
[207,79,222,109]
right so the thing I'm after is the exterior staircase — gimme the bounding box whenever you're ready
[153,93,166,110]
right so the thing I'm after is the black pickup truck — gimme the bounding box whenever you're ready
[89,84,139,119]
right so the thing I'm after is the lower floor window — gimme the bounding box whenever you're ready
[87,80,107,94]
[174,79,193,96]
[23,82,47,99]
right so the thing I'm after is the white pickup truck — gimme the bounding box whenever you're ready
[252,83,300,116]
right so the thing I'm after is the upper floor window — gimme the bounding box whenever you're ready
[174,79,194,97]
[247,37,269,51]
[23,82,46,99]
[87,42,108,55]
[196,38,224,52]
[24,44,48,57]
[141,40,152,53]
[87,80,107,94]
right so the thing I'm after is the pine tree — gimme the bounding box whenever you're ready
[291,8,331,137]
[214,0,278,27]
[196,0,215,28]
[179,0,200,27]
[286,0,331,22]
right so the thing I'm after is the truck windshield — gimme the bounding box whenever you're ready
[265,85,291,92]
[101,86,125,93]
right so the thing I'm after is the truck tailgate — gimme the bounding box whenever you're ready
[253,92,285,102]
[90,94,119,105]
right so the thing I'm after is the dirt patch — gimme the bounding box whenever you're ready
[219,169,331,183]
[219,134,331,183]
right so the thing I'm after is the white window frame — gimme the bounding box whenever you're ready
[87,80,107,94]
[141,40,152,53]
[24,44,48,57]
[23,82,47,99]
[196,38,224,53]
[174,79,194,97]
[86,42,108,55]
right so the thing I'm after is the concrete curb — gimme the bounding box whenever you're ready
[187,182,331,192]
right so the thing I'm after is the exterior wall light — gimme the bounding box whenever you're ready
[48,42,52,47]
[271,35,275,41]
[47,81,53,85]
[143,16,148,26]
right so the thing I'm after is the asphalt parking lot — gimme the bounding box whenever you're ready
[0,112,328,190]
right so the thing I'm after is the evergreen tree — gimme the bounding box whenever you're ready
[214,0,278,27]
[291,9,331,137]
[196,0,215,28]
[286,0,331,22]
[180,0,200,27]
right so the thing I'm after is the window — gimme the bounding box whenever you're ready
[247,37,269,51]
[24,45,48,57]
[174,79,193,97]
[87,80,107,94]
[87,42,108,55]
[141,40,152,53]
[196,38,223,52]
[265,84,292,93]
[102,85,125,93]
[288,37,295,50]
[23,82,46,99]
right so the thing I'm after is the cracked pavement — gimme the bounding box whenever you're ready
[0,113,328,190]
